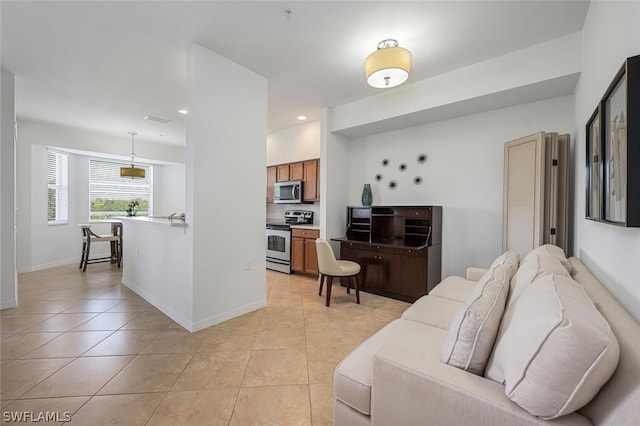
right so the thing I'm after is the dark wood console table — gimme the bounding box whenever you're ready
[333,206,442,303]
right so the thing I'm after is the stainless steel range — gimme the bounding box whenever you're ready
[266,210,314,274]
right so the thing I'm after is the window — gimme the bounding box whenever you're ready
[47,150,68,224]
[89,159,152,220]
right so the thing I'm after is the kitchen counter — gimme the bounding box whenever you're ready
[119,216,187,228]
[291,223,320,230]
[266,218,319,231]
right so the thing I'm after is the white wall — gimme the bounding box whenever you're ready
[321,108,351,246]
[16,119,185,272]
[331,33,581,137]
[266,120,321,166]
[572,1,640,322]
[1,68,17,309]
[121,220,192,330]
[153,163,186,215]
[186,44,267,329]
[346,96,574,278]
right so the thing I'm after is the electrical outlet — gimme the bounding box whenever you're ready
[245,259,252,271]
[136,249,140,259]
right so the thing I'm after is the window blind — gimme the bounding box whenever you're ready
[47,150,68,223]
[89,159,152,220]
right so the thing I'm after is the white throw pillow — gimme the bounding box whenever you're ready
[508,254,570,306]
[485,275,619,420]
[522,244,571,271]
[489,250,520,272]
[441,254,517,375]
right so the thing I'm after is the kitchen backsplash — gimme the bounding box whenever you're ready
[266,202,320,224]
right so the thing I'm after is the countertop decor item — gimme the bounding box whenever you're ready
[126,199,140,217]
[361,183,372,206]
[120,132,146,178]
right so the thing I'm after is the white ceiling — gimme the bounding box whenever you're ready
[1,1,590,146]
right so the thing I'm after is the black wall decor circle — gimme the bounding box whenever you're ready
[375,153,426,190]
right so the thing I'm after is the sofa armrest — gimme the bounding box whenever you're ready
[370,346,591,426]
[466,267,488,281]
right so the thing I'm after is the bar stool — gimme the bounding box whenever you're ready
[78,224,122,271]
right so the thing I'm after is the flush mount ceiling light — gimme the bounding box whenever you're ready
[120,132,146,179]
[365,39,412,89]
[297,115,307,120]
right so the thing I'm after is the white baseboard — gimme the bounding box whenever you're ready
[121,276,193,332]
[191,299,268,332]
[18,256,80,273]
[121,277,267,333]
[1,299,18,310]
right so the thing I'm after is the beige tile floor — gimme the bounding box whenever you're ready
[1,263,409,425]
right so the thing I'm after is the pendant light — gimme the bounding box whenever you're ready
[120,132,145,178]
[365,39,412,88]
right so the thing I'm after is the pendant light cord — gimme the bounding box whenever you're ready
[129,131,137,167]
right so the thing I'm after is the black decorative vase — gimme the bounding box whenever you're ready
[361,183,372,206]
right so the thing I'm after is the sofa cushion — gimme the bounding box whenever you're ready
[440,260,514,375]
[428,275,477,302]
[485,274,619,420]
[401,295,464,329]
[522,244,571,271]
[334,319,447,416]
[508,254,570,306]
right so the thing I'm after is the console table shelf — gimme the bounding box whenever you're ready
[335,205,442,302]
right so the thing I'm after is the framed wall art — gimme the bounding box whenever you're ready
[586,54,640,227]
[586,106,602,220]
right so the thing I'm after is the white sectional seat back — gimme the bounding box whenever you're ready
[333,245,640,425]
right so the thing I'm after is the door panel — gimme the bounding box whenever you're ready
[503,132,545,256]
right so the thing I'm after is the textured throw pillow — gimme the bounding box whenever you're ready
[485,275,619,420]
[441,258,516,375]
[489,250,520,272]
[508,254,570,306]
[522,244,571,271]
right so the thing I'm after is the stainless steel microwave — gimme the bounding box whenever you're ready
[274,181,303,204]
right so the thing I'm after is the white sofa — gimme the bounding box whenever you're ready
[334,248,640,425]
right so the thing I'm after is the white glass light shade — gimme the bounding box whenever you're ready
[365,45,412,88]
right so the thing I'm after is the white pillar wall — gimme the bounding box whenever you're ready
[185,44,268,329]
[1,68,17,309]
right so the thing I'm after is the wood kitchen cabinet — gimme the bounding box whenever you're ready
[267,159,320,202]
[276,162,303,182]
[266,166,276,202]
[291,228,319,276]
[302,159,319,202]
[336,206,442,303]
